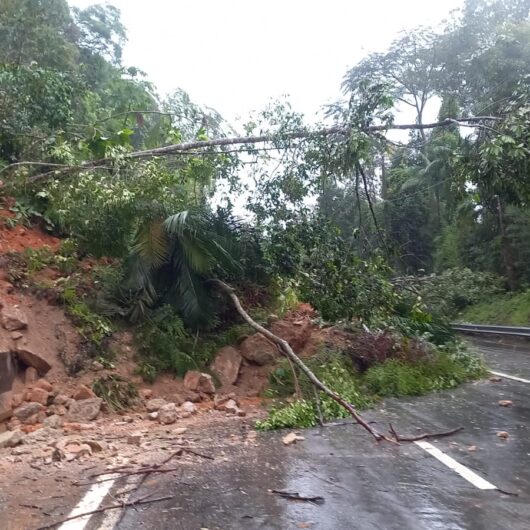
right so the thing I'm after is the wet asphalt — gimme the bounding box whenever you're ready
[109,336,529,530]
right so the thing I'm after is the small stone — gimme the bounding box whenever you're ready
[11,393,25,409]
[172,427,188,435]
[13,402,43,421]
[489,376,502,382]
[1,306,28,331]
[147,412,158,421]
[468,445,477,452]
[0,430,24,448]
[37,411,47,423]
[282,432,305,445]
[73,385,96,400]
[10,331,23,340]
[91,361,104,371]
[184,372,216,394]
[29,387,50,406]
[223,399,245,416]
[127,432,142,445]
[48,404,67,416]
[35,379,53,392]
[180,401,197,415]
[141,389,153,399]
[497,431,509,439]
[158,403,178,425]
[121,415,134,423]
[24,367,38,384]
[67,398,103,422]
[83,440,107,452]
[53,394,70,406]
[214,393,236,410]
[146,398,167,412]
[498,400,512,407]
[43,415,63,429]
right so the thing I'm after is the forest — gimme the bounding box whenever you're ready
[1,0,529,430]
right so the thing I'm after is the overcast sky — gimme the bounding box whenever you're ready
[69,0,464,127]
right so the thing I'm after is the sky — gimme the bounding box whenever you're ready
[69,0,465,129]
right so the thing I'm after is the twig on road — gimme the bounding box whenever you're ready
[388,424,464,442]
[35,495,173,529]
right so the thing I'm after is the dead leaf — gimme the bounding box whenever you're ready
[282,432,305,445]
[498,400,512,407]
[497,431,509,439]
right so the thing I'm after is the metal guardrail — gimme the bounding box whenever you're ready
[452,323,530,338]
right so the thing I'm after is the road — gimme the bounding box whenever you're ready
[5,336,529,530]
[92,336,530,530]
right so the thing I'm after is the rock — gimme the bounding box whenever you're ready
[53,394,70,406]
[67,398,102,422]
[22,414,39,426]
[498,400,513,407]
[37,410,47,423]
[141,389,153,399]
[62,441,93,460]
[158,403,178,425]
[91,360,104,371]
[1,306,28,331]
[147,411,158,421]
[127,432,142,445]
[17,348,52,376]
[84,440,107,452]
[497,431,509,439]
[10,331,23,340]
[489,376,502,382]
[73,385,96,400]
[29,387,49,406]
[282,432,305,445]
[121,415,134,423]
[13,402,43,421]
[146,398,167,412]
[211,346,242,386]
[24,366,39,384]
[239,334,278,365]
[48,404,67,416]
[0,430,24,449]
[11,392,25,409]
[214,393,236,410]
[34,379,53,392]
[172,427,188,435]
[43,415,63,429]
[180,401,197,415]
[225,399,245,416]
[184,371,215,394]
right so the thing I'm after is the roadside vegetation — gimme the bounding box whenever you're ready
[0,0,528,426]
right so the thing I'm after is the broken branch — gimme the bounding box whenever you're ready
[35,495,173,530]
[388,424,464,442]
[211,279,394,443]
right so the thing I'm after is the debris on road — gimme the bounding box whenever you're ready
[282,432,305,445]
[498,400,513,407]
[497,431,509,439]
[269,489,325,505]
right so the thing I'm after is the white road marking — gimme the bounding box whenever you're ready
[489,370,530,384]
[59,474,118,530]
[415,441,497,490]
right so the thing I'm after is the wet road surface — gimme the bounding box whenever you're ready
[94,337,530,529]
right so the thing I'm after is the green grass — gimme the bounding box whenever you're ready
[458,289,530,326]
[256,344,485,431]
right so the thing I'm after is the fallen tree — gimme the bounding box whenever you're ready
[212,279,463,444]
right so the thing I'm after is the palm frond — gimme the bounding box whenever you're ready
[131,220,168,269]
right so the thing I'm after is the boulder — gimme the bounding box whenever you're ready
[16,348,51,376]
[158,403,178,425]
[73,385,96,400]
[10,393,24,409]
[53,394,70,406]
[0,430,24,449]
[184,371,215,394]
[67,398,102,422]
[1,306,28,331]
[211,346,242,386]
[13,402,43,421]
[28,387,49,406]
[145,398,167,412]
[239,334,278,365]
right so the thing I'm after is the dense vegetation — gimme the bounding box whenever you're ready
[0,1,529,420]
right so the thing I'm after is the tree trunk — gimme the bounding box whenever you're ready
[497,196,517,291]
